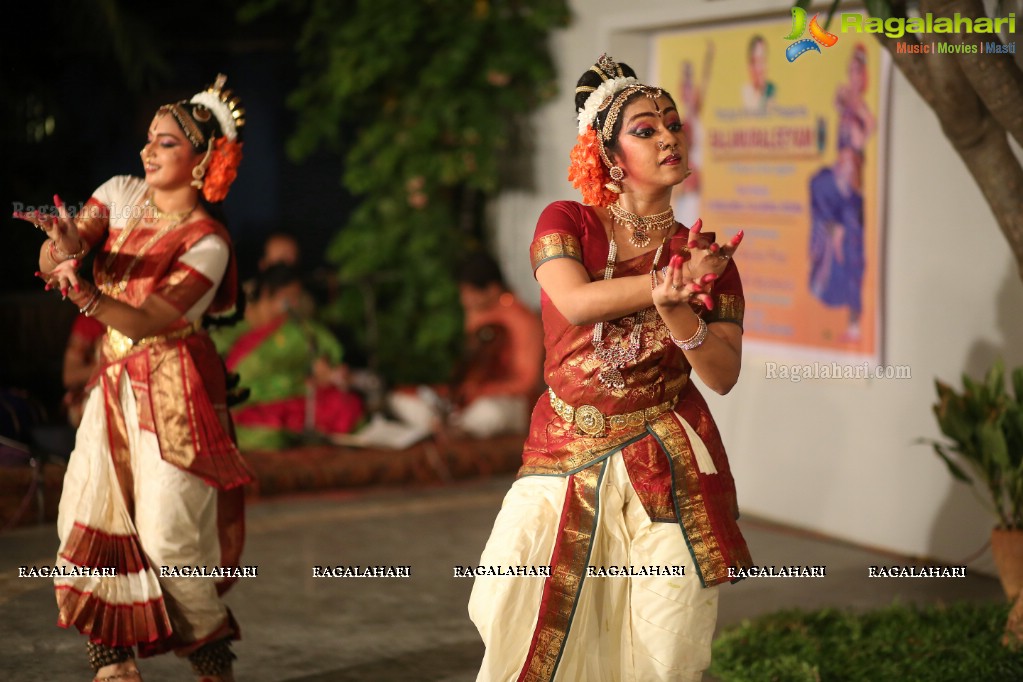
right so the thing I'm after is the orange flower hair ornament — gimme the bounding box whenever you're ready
[187,74,246,202]
[571,55,663,207]
[201,138,243,203]
[568,126,619,208]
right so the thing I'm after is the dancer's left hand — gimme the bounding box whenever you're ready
[35,259,82,300]
[653,253,716,311]
[685,218,743,281]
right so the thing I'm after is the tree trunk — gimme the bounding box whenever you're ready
[872,0,1023,279]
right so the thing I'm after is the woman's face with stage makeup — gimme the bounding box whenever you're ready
[140,114,203,191]
[612,94,689,190]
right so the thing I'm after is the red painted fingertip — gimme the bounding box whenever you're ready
[44,283,52,291]
[730,230,744,246]
[703,295,714,310]
[702,273,717,283]
[73,283,81,293]
[692,283,703,292]
[670,254,683,269]
[53,194,63,208]
[691,218,702,233]
[709,243,720,253]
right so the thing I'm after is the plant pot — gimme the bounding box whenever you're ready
[991,528,1023,600]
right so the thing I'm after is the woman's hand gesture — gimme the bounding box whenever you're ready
[36,258,84,300]
[13,194,84,261]
[684,218,743,281]
[652,253,717,311]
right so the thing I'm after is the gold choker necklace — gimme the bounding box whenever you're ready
[145,195,196,222]
[608,203,675,248]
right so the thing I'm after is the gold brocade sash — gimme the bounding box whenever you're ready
[547,386,681,437]
[106,320,202,361]
[99,327,253,492]
[518,460,605,682]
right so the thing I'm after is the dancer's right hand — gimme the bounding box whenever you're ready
[13,194,84,258]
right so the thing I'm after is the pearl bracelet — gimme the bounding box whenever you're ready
[670,317,708,351]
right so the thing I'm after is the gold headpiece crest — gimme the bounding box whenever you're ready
[190,73,245,141]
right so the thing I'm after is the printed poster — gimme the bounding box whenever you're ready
[652,12,890,363]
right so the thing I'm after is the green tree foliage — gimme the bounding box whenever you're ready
[242,0,570,383]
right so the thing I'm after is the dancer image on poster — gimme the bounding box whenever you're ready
[808,44,876,343]
[671,41,714,227]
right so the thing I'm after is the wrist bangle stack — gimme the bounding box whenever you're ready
[670,317,708,351]
[79,289,102,317]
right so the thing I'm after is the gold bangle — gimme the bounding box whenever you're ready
[49,238,87,261]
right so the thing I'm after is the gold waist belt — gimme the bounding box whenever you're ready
[106,320,202,360]
[548,387,678,437]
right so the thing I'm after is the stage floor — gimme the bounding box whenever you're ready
[0,476,1003,681]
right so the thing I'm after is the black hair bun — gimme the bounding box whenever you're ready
[574,56,638,113]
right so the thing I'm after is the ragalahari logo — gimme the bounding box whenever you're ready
[784,7,839,61]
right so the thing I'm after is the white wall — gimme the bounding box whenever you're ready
[494,0,1023,572]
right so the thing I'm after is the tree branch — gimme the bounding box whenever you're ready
[869,4,939,109]
[876,0,1023,277]
[920,0,990,146]
[955,117,1023,277]
[937,0,1023,152]
[1013,0,1023,73]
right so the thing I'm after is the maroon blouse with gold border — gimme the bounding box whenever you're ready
[524,200,752,588]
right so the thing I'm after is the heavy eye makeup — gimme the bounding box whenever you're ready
[626,125,657,138]
[146,133,182,149]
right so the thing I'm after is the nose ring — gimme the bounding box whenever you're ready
[658,141,678,152]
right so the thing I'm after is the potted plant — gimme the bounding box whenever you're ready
[925,358,1023,645]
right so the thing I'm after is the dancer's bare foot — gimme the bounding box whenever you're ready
[93,661,142,681]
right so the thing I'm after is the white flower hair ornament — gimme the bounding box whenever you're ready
[576,76,639,136]
[190,74,246,142]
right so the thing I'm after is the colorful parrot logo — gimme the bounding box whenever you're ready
[784,6,839,61]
